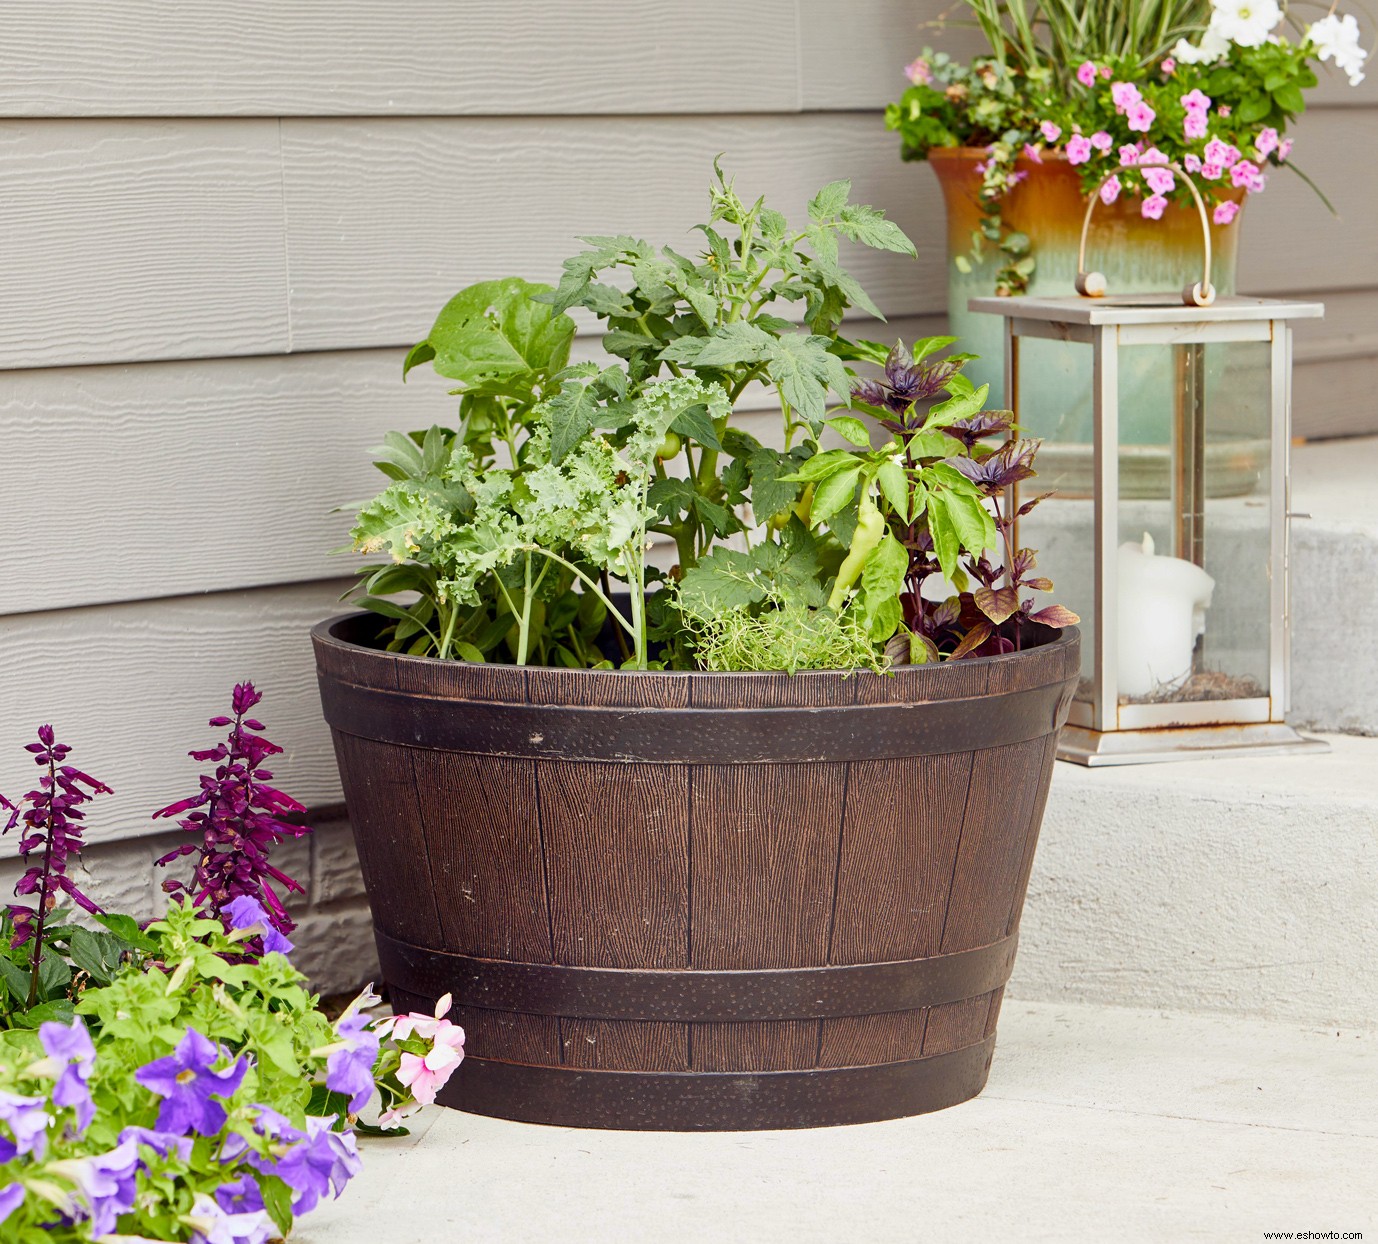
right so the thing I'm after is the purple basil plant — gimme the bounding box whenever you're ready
[1,726,111,1005]
[154,683,310,947]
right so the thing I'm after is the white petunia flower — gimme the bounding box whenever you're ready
[1173,26,1231,65]
[1308,13,1369,86]
[1209,0,1283,48]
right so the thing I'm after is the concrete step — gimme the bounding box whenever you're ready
[1015,734,1378,1029]
[1290,434,1378,736]
[295,999,1377,1244]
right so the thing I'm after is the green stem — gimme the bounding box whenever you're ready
[517,553,534,666]
[518,548,636,638]
[437,601,460,660]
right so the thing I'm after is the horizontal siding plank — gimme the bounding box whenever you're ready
[1,111,1372,372]
[278,114,947,353]
[0,581,352,850]
[0,1,799,117]
[0,120,288,369]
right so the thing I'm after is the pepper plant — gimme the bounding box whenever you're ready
[349,163,1076,671]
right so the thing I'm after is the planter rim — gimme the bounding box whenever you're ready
[312,610,1079,682]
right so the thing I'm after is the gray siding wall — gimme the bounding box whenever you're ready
[2,4,1374,945]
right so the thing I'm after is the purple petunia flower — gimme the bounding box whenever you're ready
[40,1017,97,1133]
[118,1124,195,1163]
[134,1028,247,1136]
[223,895,294,956]
[0,1089,50,1162]
[50,1138,141,1237]
[270,1116,362,1215]
[186,1191,273,1244]
[0,1183,23,1225]
[214,1174,266,1215]
[326,1009,380,1114]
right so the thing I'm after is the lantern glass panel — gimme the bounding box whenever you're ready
[1113,339,1273,708]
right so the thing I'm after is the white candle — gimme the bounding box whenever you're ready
[1116,532,1215,699]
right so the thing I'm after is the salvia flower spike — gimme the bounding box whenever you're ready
[1,724,111,1004]
[153,683,310,948]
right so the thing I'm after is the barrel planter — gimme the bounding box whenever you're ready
[313,612,1079,1131]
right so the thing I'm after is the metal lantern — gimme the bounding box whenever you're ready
[971,166,1326,765]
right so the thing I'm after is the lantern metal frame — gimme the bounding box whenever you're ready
[970,292,1328,765]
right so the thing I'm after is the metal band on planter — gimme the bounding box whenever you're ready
[318,676,1073,762]
[375,930,1018,1022]
[440,1041,997,1131]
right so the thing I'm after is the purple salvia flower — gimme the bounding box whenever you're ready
[2,727,110,986]
[0,1089,51,1162]
[134,1028,248,1136]
[49,1137,141,1237]
[0,1183,24,1226]
[39,1017,97,1134]
[223,895,294,955]
[154,684,310,949]
[326,1008,380,1114]
[186,1191,273,1244]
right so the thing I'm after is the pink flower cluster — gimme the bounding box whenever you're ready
[1111,81,1156,132]
[374,993,466,1125]
[1181,89,1211,139]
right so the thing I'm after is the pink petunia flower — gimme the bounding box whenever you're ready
[1184,111,1208,139]
[1101,66,1113,79]
[1201,161,1223,180]
[1143,166,1176,195]
[1277,137,1293,162]
[1218,104,1231,117]
[1119,144,1140,166]
[1100,174,1123,204]
[1090,130,1113,151]
[1111,81,1142,112]
[1141,194,1169,220]
[1126,101,1156,132]
[1230,159,1262,190]
[1140,146,1167,164]
[905,57,932,85]
[1213,200,1240,225]
[1180,89,1212,113]
[1255,126,1279,159]
[1161,56,1177,75]
[1065,134,1094,164]
[1040,120,1062,142]
[1203,137,1240,168]
[1009,170,1028,185]
[1023,143,1044,163]
[1077,61,1099,87]
[1183,153,1203,173]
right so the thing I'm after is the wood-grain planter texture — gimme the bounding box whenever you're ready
[313,613,1080,1130]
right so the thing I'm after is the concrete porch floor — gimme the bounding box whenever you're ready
[298,999,1376,1243]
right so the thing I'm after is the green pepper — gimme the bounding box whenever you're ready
[827,486,885,611]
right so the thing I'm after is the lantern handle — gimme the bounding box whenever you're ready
[1076,162,1216,308]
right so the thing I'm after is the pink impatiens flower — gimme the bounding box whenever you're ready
[1126,100,1156,132]
[1077,61,1099,87]
[1040,120,1062,142]
[1111,81,1142,112]
[1143,166,1176,195]
[1090,130,1113,152]
[905,57,932,85]
[1141,194,1169,220]
[1100,175,1123,204]
[1065,134,1093,164]
[1255,126,1279,159]
[1213,200,1240,225]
